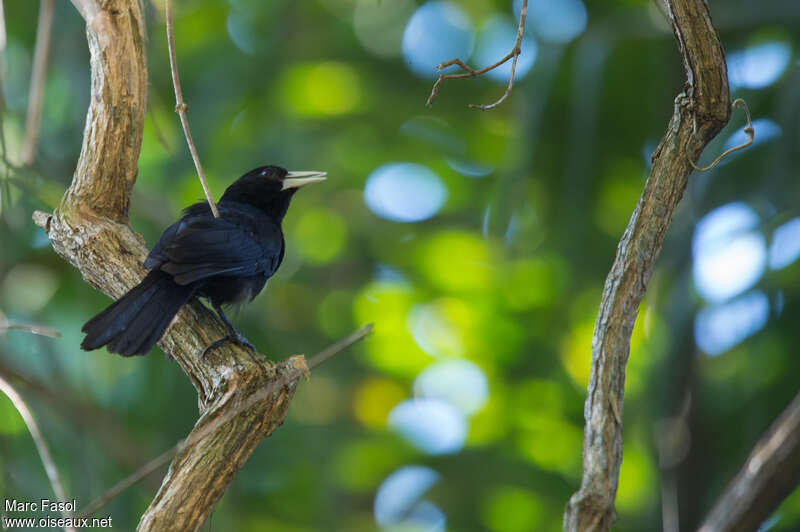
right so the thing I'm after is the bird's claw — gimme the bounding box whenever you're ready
[201,332,255,358]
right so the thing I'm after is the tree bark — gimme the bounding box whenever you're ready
[563,0,731,529]
[697,392,800,532]
[33,1,301,530]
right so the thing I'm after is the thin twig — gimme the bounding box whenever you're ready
[689,98,754,171]
[0,321,60,338]
[22,0,54,165]
[426,0,527,110]
[165,0,219,218]
[78,324,373,518]
[308,323,373,369]
[0,374,75,532]
[0,310,60,338]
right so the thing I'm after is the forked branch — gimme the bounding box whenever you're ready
[426,0,528,110]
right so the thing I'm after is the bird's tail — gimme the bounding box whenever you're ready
[81,269,196,356]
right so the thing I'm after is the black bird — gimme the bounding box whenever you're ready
[81,165,326,357]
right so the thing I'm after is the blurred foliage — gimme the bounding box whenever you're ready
[1,0,800,530]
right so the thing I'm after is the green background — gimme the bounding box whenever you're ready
[1,0,799,530]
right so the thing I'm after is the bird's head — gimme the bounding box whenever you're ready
[221,165,327,220]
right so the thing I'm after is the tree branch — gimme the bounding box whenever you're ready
[562,0,731,530]
[164,0,219,218]
[30,1,321,529]
[78,324,372,518]
[697,392,800,532]
[22,0,54,165]
[426,0,527,110]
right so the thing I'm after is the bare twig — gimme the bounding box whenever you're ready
[0,374,75,532]
[78,324,372,518]
[562,0,731,529]
[689,98,754,171]
[697,392,800,532]
[0,313,60,338]
[165,0,219,218]
[426,0,528,110]
[308,323,373,369]
[22,0,54,165]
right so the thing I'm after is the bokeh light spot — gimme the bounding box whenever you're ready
[388,398,467,455]
[374,466,442,527]
[354,281,434,376]
[419,231,492,293]
[616,444,656,512]
[695,291,769,356]
[414,359,489,415]
[502,256,569,310]
[402,1,475,79]
[728,41,791,90]
[560,320,594,387]
[364,163,447,223]
[353,377,407,428]
[467,386,508,446]
[408,298,474,358]
[693,203,766,303]
[515,414,582,476]
[481,485,543,532]
[769,217,800,270]
[516,0,587,44]
[282,62,362,116]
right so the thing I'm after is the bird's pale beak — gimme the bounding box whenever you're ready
[282,171,327,190]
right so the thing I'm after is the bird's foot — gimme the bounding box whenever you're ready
[201,332,256,358]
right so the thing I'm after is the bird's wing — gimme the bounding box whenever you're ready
[146,216,278,285]
[144,219,183,270]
